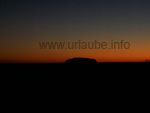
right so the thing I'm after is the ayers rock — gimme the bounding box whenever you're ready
[65,57,97,64]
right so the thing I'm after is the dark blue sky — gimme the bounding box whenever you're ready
[1,1,150,27]
[1,0,150,39]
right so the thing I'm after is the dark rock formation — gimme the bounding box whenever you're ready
[65,58,97,64]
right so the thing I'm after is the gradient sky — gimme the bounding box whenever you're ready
[0,0,150,63]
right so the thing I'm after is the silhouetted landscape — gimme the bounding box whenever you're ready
[65,58,97,64]
[1,57,150,64]
[64,57,150,64]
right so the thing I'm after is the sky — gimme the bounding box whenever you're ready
[0,0,150,63]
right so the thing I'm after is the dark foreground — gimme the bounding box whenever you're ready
[1,62,149,71]
[1,62,150,65]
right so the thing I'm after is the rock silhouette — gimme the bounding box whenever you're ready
[65,58,97,64]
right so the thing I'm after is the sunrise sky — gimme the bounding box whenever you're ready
[0,0,150,63]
